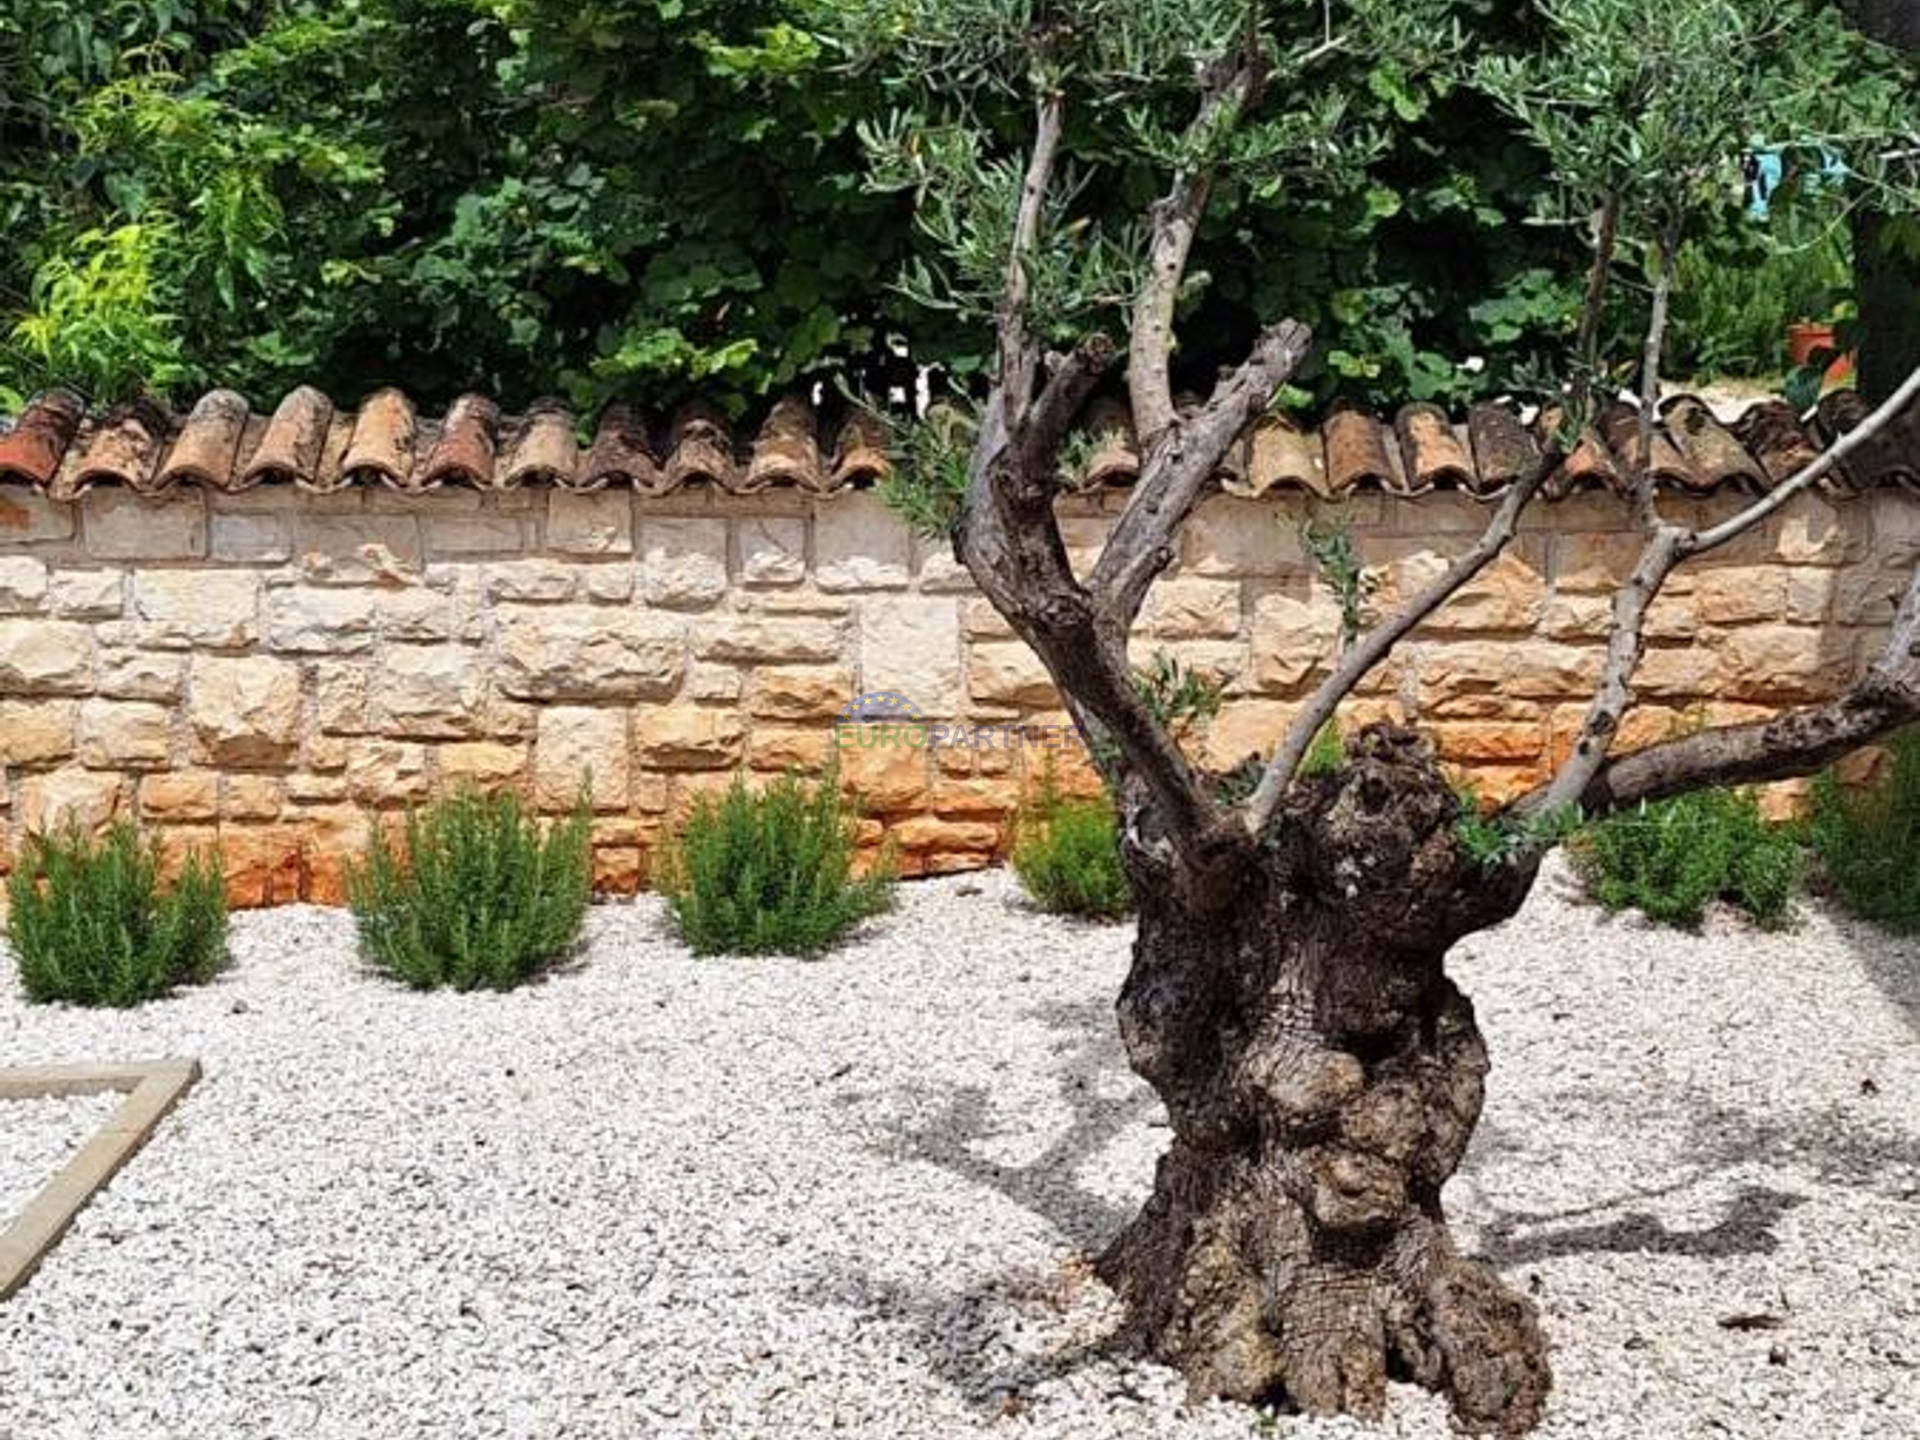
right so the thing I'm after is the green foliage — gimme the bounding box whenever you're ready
[1453,789,1581,869]
[7,823,226,1007]
[873,400,977,540]
[1572,788,1799,930]
[1301,719,1346,779]
[1809,729,1920,933]
[1299,515,1377,648]
[1011,771,1133,920]
[1133,650,1224,737]
[658,767,894,957]
[347,788,592,991]
[0,0,1610,412]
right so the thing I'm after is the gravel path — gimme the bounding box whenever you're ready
[1,858,1916,1440]
[0,1093,118,1227]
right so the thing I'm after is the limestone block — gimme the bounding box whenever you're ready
[534,707,631,810]
[1142,578,1242,639]
[372,645,486,737]
[693,615,842,665]
[641,517,729,608]
[18,769,123,835]
[633,707,745,770]
[1247,593,1340,691]
[0,485,74,541]
[0,700,76,764]
[548,489,634,556]
[496,607,685,702]
[49,569,123,620]
[748,666,854,721]
[816,493,910,591]
[967,643,1057,709]
[138,772,219,822]
[859,597,961,715]
[189,656,303,766]
[76,700,173,768]
[0,620,93,695]
[98,650,184,702]
[0,557,47,613]
[84,491,206,560]
[134,570,260,648]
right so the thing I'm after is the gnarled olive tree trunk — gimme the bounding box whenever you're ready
[1096,726,1550,1434]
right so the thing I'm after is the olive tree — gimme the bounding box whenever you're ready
[842,0,1919,1432]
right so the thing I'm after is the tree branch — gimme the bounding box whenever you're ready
[1242,464,1550,834]
[1529,525,1687,818]
[1128,59,1255,450]
[1683,362,1920,556]
[1016,333,1119,477]
[1528,560,1920,816]
[998,91,1067,433]
[1519,362,1920,822]
[1094,318,1313,627]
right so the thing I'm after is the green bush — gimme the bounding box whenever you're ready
[1572,787,1800,931]
[348,788,591,991]
[658,768,893,957]
[1809,730,1920,933]
[1011,777,1133,920]
[7,824,226,1007]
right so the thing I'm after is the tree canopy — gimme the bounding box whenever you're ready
[1,1,1912,416]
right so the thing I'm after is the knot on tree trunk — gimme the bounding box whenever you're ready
[1100,722,1550,1434]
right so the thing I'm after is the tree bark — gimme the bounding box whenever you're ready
[1098,725,1550,1434]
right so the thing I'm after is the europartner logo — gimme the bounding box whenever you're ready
[832,691,1088,752]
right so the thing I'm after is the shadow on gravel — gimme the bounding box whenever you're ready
[856,997,1150,1250]
[807,998,1153,1415]
[1472,1081,1920,1266]
[1481,1184,1808,1266]
[1854,924,1920,1041]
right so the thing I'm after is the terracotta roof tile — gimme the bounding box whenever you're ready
[1,383,1909,504]
[581,404,660,492]
[1395,403,1473,495]
[0,388,83,487]
[340,387,415,488]
[241,386,334,489]
[1465,403,1539,498]
[500,401,578,489]
[416,393,499,489]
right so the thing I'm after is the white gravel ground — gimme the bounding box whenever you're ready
[0,1093,119,1227]
[0,857,1916,1440]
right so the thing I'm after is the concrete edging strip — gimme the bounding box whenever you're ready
[0,1059,202,1301]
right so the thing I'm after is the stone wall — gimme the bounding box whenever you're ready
[0,478,1909,904]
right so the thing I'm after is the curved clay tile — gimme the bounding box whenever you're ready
[1077,399,1139,490]
[240,386,334,488]
[155,389,249,490]
[829,410,892,490]
[743,396,826,492]
[1661,395,1766,490]
[0,388,85,488]
[1394,403,1472,495]
[1598,402,1700,490]
[581,405,662,491]
[340,387,417,488]
[1815,389,1917,491]
[55,400,169,499]
[1532,408,1621,498]
[499,400,579,488]
[1465,403,1540,498]
[1730,400,1822,487]
[663,403,739,490]
[1321,408,1397,496]
[413,393,499,489]
[1233,413,1325,498]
